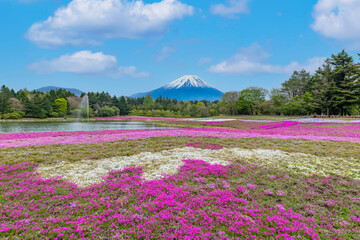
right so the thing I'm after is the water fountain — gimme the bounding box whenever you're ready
[77,94,90,120]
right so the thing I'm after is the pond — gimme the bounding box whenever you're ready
[0,121,171,133]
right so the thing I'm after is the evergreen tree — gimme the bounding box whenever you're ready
[119,96,130,115]
[329,50,357,115]
[0,85,11,114]
[43,95,53,116]
[143,94,154,110]
[30,94,48,118]
[98,92,112,108]
[112,96,120,109]
[282,69,311,99]
[306,62,334,115]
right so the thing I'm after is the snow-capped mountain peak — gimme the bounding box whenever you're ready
[131,75,223,101]
[164,75,212,89]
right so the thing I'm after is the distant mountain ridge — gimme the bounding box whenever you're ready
[131,75,223,101]
[35,86,83,96]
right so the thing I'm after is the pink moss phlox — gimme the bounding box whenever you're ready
[1,160,346,239]
[253,121,300,130]
[3,121,360,148]
[313,122,360,126]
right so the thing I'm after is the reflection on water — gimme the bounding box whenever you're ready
[0,121,171,133]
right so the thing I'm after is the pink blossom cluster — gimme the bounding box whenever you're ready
[2,160,357,239]
[202,120,279,128]
[253,122,360,141]
[253,121,300,129]
[2,121,360,148]
[187,142,224,150]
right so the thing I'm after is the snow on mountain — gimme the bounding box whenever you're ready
[164,75,212,89]
[131,75,223,101]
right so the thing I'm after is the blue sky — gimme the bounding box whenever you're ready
[0,0,359,96]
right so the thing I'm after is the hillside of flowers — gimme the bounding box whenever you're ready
[2,119,360,148]
[0,118,360,239]
[1,159,360,239]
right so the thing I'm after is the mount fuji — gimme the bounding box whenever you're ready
[131,75,223,101]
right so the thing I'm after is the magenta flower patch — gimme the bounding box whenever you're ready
[0,160,358,239]
[2,121,360,148]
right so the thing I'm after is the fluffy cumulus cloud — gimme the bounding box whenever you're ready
[210,0,250,18]
[26,0,194,48]
[312,0,360,42]
[27,51,149,79]
[208,44,326,75]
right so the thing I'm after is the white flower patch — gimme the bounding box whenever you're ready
[37,147,359,187]
[37,147,230,187]
[226,148,360,180]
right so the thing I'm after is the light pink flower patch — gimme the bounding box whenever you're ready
[1,121,360,148]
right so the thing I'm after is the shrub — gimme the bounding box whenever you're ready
[49,112,59,118]
[101,106,120,117]
[1,112,23,119]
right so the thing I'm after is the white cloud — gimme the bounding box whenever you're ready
[27,51,149,79]
[208,44,326,75]
[312,0,360,42]
[156,46,176,62]
[26,0,194,48]
[210,0,250,18]
[301,56,327,73]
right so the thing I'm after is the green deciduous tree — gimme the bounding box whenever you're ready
[221,91,240,115]
[101,106,119,117]
[53,98,68,117]
[237,87,268,115]
[280,97,308,116]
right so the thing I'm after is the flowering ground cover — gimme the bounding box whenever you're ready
[1,120,360,239]
[253,121,360,139]
[36,146,360,188]
[2,136,360,165]
[1,159,360,239]
[2,121,360,148]
[37,147,231,187]
[192,120,279,129]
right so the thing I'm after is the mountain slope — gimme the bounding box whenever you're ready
[35,86,83,96]
[131,75,223,101]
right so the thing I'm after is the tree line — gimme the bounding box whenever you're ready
[0,86,220,119]
[1,50,360,119]
[222,50,360,116]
